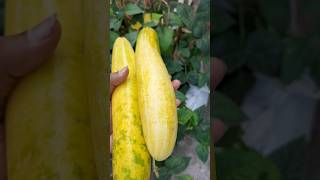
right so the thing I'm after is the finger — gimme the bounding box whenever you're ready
[0,14,61,78]
[109,66,129,95]
[176,99,181,106]
[0,14,61,120]
[172,79,181,91]
[212,57,227,89]
[212,119,225,143]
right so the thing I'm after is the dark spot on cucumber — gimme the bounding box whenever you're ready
[123,167,134,179]
[133,151,145,166]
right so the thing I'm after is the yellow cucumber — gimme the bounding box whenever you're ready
[135,27,178,161]
[111,37,151,179]
[5,1,108,179]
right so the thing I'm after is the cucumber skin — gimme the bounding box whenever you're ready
[111,37,151,180]
[135,27,178,161]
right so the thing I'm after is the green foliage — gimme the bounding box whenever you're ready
[124,3,144,16]
[124,31,138,46]
[109,31,119,49]
[213,0,312,179]
[196,143,209,163]
[216,149,283,180]
[245,31,284,76]
[157,26,174,55]
[258,0,290,34]
[176,175,194,180]
[269,137,306,180]
[213,91,247,126]
[110,0,210,178]
[165,156,191,174]
[155,155,192,180]
[175,90,187,102]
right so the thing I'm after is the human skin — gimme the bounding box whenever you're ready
[212,57,227,142]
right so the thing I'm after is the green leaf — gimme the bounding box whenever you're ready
[187,71,209,87]
[196,0,209,22]
[213,91,247,126]
[198,73,209,87]
[165,59,183,74]
[109,8,114,16]
[176,91,187,102]
[194,106,206,122]
[174,71,188,84]
[216,149,283,180]
[196,32,210,54]
[151,13,163,23]
[212,7,235,33]
[178,107,194,125]
[124,3,144,16]
[110,17,122,31]
[176,4,193,29]
[168,12,183,26]
[157,27,174,55]
[196,144,209,163]
[144,21,158,27]
[280,38,309,84]
[178,39,189,48]
[179,48,190,58]
[114,9,125,18]
[215,126,246,148]
[212,30,246,72]
[269,136,306,180]
[218,69,255,105]
[258,0,290,34]
[187,71,198,85]
[177,124,187,141]
[186,113,199,130]
[197,0,210,14]
[156,167,172,180]
[124,31,138,47]
[189,56,200,70]
[193,20,207,38]
[245,31,284,76]
[165,156,191,174]
[109,31,119,49]
[193,127,210,145]
[176,175,194,180]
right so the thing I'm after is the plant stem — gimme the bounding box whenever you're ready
[153,159,160,178]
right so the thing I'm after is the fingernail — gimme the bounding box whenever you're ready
[28,14,57,42]
[119,66,128,75]
[176,99,181,106]
[174,79,181,86]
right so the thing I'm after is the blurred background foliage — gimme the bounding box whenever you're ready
[212,0,320,179]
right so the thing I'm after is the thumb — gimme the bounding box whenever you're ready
[0,14,61,78]
[110,66,129,95]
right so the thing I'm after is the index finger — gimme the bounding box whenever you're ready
[212,58,227,89]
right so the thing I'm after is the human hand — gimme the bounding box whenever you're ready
[212,57,227,143]
[0,15,61,179]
